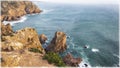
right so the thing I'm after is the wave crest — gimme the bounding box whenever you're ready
[91,48,99,52]
[3,16,27,26]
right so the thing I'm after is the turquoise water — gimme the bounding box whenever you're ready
[12,2,119,67]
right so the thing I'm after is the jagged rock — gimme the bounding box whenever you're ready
[1,27,45,54]
[1,23,13,36]
[1,1,42,21]
[63,53,82,67]
[39,34,47,44]
[45,31,67,53]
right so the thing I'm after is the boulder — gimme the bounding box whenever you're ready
[45,31,67,53]
[63,53,82,67]
[1,23,13,36]
[39,34,47,44]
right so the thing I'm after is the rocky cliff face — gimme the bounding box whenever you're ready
[46,31,67,53]
[1,22,13,36]
[1,1,41,22]
[1,27,45,54]
[63,53,82,67]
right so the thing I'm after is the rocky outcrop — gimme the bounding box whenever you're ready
[45,31,67,53]
[1,22,13,36]
[39,34,47,44]
[1,50,55,67]
[1,1,42,22]
[1,27,45,54]
[63,53,82,67]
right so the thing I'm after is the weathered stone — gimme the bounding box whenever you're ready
[46,31,67,53]
[1,27,45,54]
[1,52,22,66]
[1,41,24,51]
[1,50,55,67]
[63,53,82,67]
[39,34,47,44]
[1,1,42,21]
[1,23,13,36]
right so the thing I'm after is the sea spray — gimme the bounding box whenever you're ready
[3,16,27,26]
[91,48,99,53]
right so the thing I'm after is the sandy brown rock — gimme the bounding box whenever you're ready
[63,53,82,67]
[39,34,47,44]
[1,50,55,67]
[1,23,13,36]
[1,27,45,54]
[1,1,42,22]
[46,31,67,53]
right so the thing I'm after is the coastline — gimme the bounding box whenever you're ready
[1,1,82,67]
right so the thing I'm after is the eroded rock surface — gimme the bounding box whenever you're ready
[46,31,67,53]
[1,23,13,36]
[1,1,41,22]
[1,27,45,54]
[1,50,55,67]
[39,34,47,44]
[63,53,82,67]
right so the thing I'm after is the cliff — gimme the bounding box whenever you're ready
[1,1,82,67]
[1,1,41,22]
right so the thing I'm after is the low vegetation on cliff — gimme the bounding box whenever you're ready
[43,52,66,66]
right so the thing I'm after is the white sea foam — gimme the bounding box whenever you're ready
[92,48,99,52]
[3,16,27,26]
[85,44,90,49]
[113,54,120,58]
[79,60,91,68]
[41,9,54,14]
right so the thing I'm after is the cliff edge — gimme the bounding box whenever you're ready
[1,1,41,22]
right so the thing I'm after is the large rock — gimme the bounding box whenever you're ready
[1,27,45,54]
[1,1,42,21]
[45,31,67,53]
[39,34,47,44]
[1,23,13,36]
[63,53,82,67]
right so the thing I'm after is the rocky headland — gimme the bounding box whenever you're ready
[1,1,41,22]
[1,1,82,67]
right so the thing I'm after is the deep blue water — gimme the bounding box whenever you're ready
[12,2,119,67]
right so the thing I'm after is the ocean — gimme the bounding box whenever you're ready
[4,2,119,67]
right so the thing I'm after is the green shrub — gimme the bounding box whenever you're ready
[29,48,42,53]
[43,52,66,67]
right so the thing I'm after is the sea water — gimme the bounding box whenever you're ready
[5,2,119,67]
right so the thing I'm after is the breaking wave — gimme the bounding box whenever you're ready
[3,16,27,26]
[91,48,99,52]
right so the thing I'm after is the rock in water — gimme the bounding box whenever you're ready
[46,31,67,53]
[63,53,82,67]
[39,34,47,44]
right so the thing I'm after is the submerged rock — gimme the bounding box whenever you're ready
[63,53,82,67]
[39,34,47,44]
[45,31,67,53]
